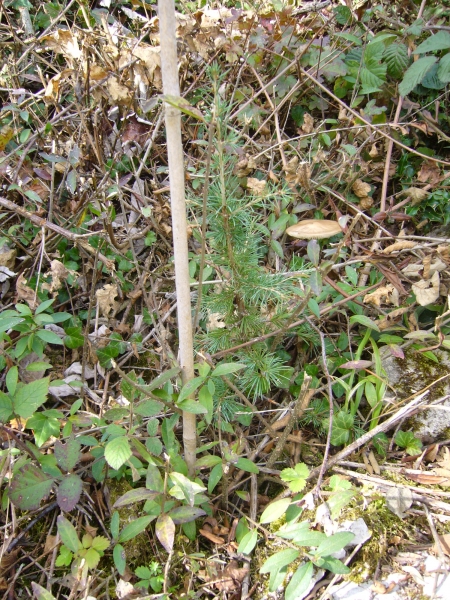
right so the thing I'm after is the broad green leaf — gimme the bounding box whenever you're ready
[195,454,222,469]
[113,544,126,575]
[349,315,379,331]
[0,316,24,332]
[146,463,164,492]
[119,515,154,542]
[170,472,206,506]
[6,366,18,396]
[329,410,354,446]
[35,299,55,314]
[260,498,291,524]
[57,515,81,553]
[285,562,314,600]
[176,399,208,414]
[54,437,81,472]
[57,473,83,512]
[414,31,450,54]
[155,514,175,553]
[104,436,132,470]
[315,531,355,557]
[399,56,437,96]
[237,529,258,555]
[211,362,246,377]
[27,413,60,447]
[208,462,223,493]
[64,327,84,349]
[96,344,119,368]
[113,488,160,508]
[83,547,101,569]
[168,505,206,524]
[177,376,205,403]
[0,391,13,422]
[36,329,64,345]
[317,556,350,574]
[134,399,163,417]
[235,457,259,474]
[9,464,54,510]
[261,548,300,574]
[110,511,120,540]
[32,582,57,600]
[91,535,109,552]
[198,385,213,424]
[13,377,49,419]
[26,361,52,372]
[144,366,181,392]
[384,43,409,78]
[437,53,450,83]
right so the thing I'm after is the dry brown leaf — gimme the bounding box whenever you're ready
[352,179,372,198]
[437,533,450,556]
[360,196,373,210]
[301,113,314,133]
[43,30,82,60]
[234,155,256,177]
[215,560,248,592]
[417,161,440,186]
[412,270,440,306]
[96,284,120,317]
[247,177,267,195]
[0,246,16,269]
[405,472,449,485]
[16,273,38,310]
[199,528,224,544]
[369,144,379,158]
[42,260,76,294]
[400,187,429,206]
[106,77,131,103]
[383,241,417,254]
[364,285,399,307]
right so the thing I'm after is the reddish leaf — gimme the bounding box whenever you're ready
[57,474,83,512]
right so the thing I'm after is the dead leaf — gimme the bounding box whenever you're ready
[412,271,440,306]
[96,284,120,317]
[417,161,440,186]
[42,260,76,294]
[106,77,131,103]
[16,273,38,310]
[437,533,450,556]
[247,177,267,195]
[405,472,449,485]
[383,241,417,254]
[42,30,82,60]
[364,285,399,307]
[0,246,16,269]
[352,179,371,198]
[214,560,248,592]
[207,312,226,331]
[301,113,314,133]
[360,196,373,210]
[199,528,225,544]
[400,187,429,206]
[385,486,413,518]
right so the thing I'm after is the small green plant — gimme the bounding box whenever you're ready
[135,561,165,593]
[55,515,109,587]
[394,431,423,456]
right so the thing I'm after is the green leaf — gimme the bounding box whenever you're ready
[0,391,13,422]
[112,488,160,507]
[316,556,350,574]
[144,366,181,392]
[36,329,64,345]
[399,56,437,96]
[437,53,450,83]
[195,454,222,469]
[384,43,410,79]
[26,361,52,372]
[155,514,175,552]
[170,472,206,506]
[57,474,83,512]
[91,535,110,552]
[208,462,223,493]
[96,344,119,368]
[32,583,57,600]
[119,515,154,542]
[113,544,126,575]
[163,95,205,121]
[198,385,213,424]
[260,498,291,524]
[9,464,54,510]
[177,399,208,414]
[6,366,18,396]
[235,457,259,474]
[211,362,246,377]
[414,31,450,54]
[177,376,205,403]
[285,562,314,600]
[237,529,258,555]
[64,327,84,349]
[111,511,120,540]
[0,316,24,332]
[280,463,309,492]
[315,531,354,557]
[57,515,81,553]
[349,314,379,331]
[83,547,101,569]
[13,377,49,419]
[168,506,206,524]
[134,399,163,417]
[261,548,300,574]
[395,430,422,455]
[104,436,132,470]
[54,437,81,472]
[330,411,354,446]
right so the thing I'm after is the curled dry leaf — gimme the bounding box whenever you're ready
[16,273,38,310]
[352,179,372,198]
[199,528,225,544]
[412,271,440,307]
[383,241,417,254]
[106,77,131,103]
[301,113,314,133]
[359,196,373,210]
[247,177,267,195]
[0,246,16,269]
[400,187,429,206]
[364,285,399,307]
[417,161,440,186]
[42,260,76,294]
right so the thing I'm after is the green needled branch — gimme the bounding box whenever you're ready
[158,0,196,476]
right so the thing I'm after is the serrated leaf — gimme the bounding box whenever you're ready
[399,56,437,96]
[260,498,291,524]
[237,529,258,555]
[9,464,54,510]
[285,562,314,600]
[384,43,410,79]
[84,547,101,569]
[104,436,132,470]
[13,377,49,419]
[155,513,175,552]
[119,515,154,542]
[54,437,81,471]
[414,31,450,54]
[437,53,450,83]
[0,391,13,422]
[113,488,160,507]
[57,473,83,512]
[91,535,110,552]
[57,515,81,553]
